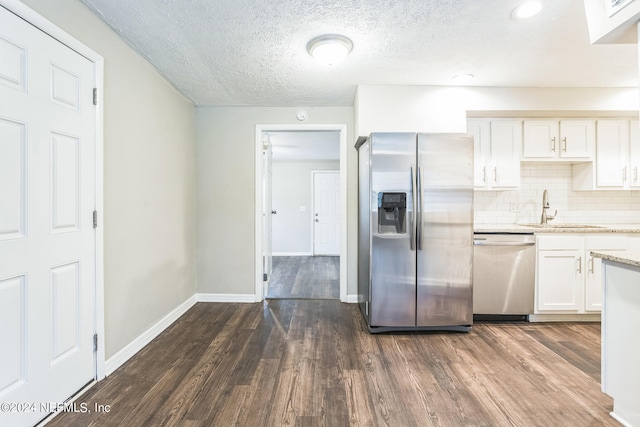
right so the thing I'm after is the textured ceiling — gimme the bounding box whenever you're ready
[80,0,637,107]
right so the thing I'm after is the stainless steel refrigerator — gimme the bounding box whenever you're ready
[355,132,474,332]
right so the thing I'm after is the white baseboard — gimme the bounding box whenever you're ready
[104,294,197,376]
[528,313,601,322]
[345,294,358,303]
[196,293,258,303]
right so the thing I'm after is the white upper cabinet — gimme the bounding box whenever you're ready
[574,119,639,190]
[629,119,640,188]
[468,119,491,188]
[522,120,557,159]
[595,119,630,188]
[468,119,521,190]
[523,119,595,161]
[490,120,522,188]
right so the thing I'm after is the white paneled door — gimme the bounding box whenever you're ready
[0,6,96,427]
[313,171,340,255]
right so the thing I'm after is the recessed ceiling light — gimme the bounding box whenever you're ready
[512,1,543,19]
[307,35,353,66]
[451,74,475,84]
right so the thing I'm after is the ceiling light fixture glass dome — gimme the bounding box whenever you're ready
[307,35,353,66]
[451,73,475,84]
[512,1,543,19]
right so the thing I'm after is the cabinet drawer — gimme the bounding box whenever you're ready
[537,236,583,250]
[585,235,629,250]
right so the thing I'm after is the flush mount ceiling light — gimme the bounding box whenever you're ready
[451,73,475,84]
[512,1,543,19]
[307,35,353,66]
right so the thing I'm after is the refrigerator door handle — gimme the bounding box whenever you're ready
[410,165,416,251]
[417,166,423,250]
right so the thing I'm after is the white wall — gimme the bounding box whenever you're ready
[196,107,355,296]
[21,0,197,359]
[355,85,639,136]
[272,161,339,255]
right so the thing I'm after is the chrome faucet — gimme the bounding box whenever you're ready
[541,189,557,225]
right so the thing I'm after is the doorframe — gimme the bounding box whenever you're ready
[311,170,340,256]
[1,0,106,380]
[255,124,348,302]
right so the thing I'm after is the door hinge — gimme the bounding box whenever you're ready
[263,273,268,282]
[93,88,98,106]
[93,210,98,229]
[93,334,98,352]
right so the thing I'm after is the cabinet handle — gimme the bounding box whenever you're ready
[576,256,582,273]
[483,166,487,183]
[493,167,498,183]
[634,166,638,183]
[623,167,627,183]
[562,137,567,152]
[551,137,556,152]
[588,257,594,274]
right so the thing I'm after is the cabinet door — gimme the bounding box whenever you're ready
[630,119,640,188]
[537,249,583,312]
[523,120,558,159]
[596,120,629,188]
[468,119,491,189]
[585,252,605,312]
[585,236,630,312]
[560,120,595,159]
[490,120,521,188]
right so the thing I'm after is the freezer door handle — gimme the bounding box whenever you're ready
[417,166,423,250]
[410,165,416,251]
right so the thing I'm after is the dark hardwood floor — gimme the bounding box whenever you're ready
[267,256,339,299]
[46,301,617,427]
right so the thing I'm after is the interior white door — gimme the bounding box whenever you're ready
[0,6,96,426]
[262,134,273,290]
[313,171,340,255]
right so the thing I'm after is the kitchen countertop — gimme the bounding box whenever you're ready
[474,224,640,234]
[591,250,640,268]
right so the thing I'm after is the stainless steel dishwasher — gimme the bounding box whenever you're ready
[473,233,536,320]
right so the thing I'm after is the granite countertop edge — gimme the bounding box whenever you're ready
[591,251,640,268]
[474,224,640,234]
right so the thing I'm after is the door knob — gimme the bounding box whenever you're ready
[271,210,277,215]
[315,219,319,222]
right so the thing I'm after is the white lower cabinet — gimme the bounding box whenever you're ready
[535,234,633,314]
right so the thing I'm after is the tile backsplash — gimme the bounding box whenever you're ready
[474,164,640,225]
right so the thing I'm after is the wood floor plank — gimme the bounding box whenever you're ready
[46,301,619,427]
[268,256,339,299]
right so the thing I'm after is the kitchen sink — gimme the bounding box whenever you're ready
[518,223,605,229]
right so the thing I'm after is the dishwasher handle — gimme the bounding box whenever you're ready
[473,241,535,247]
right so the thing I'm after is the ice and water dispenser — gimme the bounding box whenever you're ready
[377,192,406,234]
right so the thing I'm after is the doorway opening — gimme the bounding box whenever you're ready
[255,125,347,302]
